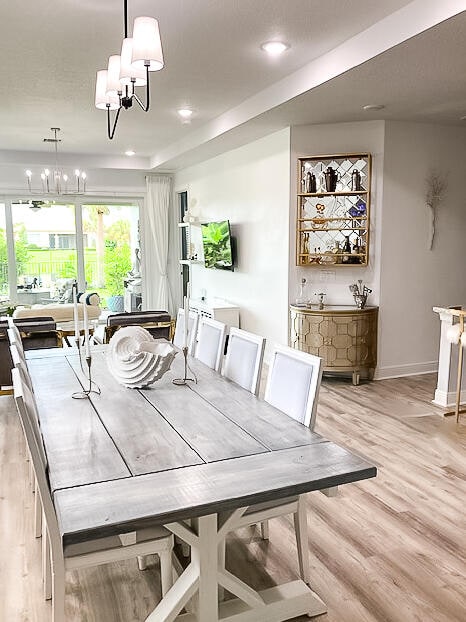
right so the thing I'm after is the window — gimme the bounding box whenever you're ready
[3,200,141,310]
[48,233,77,249]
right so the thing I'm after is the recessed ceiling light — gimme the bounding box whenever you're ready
[363,104,385,111]
[177,109,193,119]
[125,150,135,156]
[261,41,289,56]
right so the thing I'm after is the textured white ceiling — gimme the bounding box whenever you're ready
[0,0,464,168]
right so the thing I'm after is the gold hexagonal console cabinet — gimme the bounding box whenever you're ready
[290,305,378,385]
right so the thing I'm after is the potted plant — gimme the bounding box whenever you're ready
[104,242,131,312]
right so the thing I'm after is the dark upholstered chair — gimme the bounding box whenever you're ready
[104,311,173,344]
[0,317,62,391]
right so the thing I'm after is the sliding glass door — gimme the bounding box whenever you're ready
[3,199,141,310]
[12,202,77,305]
[82,204,140,310]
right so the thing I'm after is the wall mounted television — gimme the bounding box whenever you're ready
[201,220,234,271]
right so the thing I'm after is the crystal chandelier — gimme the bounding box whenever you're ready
[25,128,87,195]
[94,0,164,140]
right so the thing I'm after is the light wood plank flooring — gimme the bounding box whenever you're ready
[0,373,465,621]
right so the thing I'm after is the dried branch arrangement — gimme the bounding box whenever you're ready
[425,172,447,250]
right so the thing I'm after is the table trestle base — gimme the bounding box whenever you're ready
[145,513,327,622]
[172,582,326,622]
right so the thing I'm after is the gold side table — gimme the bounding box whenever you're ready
[290,304,378,385]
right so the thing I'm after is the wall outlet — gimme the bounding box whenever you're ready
[319,270,336,282]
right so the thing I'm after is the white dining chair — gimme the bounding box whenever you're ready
[12,367,175,622]
[7,316,22,341]
[264,344,323,430]
[7,326,27,365]
[194,317,227,372]
[222,327,265,395]
[227,344,323,586]
[173,307,199,354]
[12,359,45,539]
[10,343,34,392]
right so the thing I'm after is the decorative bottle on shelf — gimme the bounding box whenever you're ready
[324,167,338,192]
[358,236,366,257]
[351,239,361,264]
[296,277,310,306]
[342,235,352,264]
[351,169,362,191]
[305,172,316,193]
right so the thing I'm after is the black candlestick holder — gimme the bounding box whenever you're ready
[72,337,101,399]
[172,346,196,386]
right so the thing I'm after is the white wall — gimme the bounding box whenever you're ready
[377,121,466,378]
[173,128,291,350]
[290,121,385,307]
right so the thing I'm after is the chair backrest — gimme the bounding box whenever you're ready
[264,344,323,430]
[1,319,61,388]
[223,327,265,395]
[7,327,26,362]
[173,308,199,354]
[0,321,12,387]
[194,317,227,371]
[12,368,62,561]
[10,317,61,350]
[12,365,48,474]
[10,343,32,390]
[7,317,22,342]
[106,311,172,342]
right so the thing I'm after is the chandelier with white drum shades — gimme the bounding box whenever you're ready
[95,0,164,139]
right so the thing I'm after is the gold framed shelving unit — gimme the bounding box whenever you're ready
[296,153,372,267]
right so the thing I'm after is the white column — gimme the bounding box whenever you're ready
[4,199,17,304]
[432,307,466,407]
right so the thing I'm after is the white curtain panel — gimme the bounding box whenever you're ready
[144,175,173,312]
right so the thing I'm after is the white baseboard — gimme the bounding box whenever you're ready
[432,388,466,408]
[374,360,438,381]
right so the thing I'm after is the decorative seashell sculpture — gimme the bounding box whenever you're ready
[107,326,177,388]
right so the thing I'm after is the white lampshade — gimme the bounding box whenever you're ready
[95,70,120,110]
[120,38,147,86]
[106,55,123,95]
[131,17,164,71]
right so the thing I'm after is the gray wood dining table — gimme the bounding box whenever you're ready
[27,346,376,622]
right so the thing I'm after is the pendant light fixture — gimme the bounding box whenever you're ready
[95,0,164,140]
[25,128,87,195]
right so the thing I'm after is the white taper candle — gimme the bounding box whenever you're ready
[83,299,90,357]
